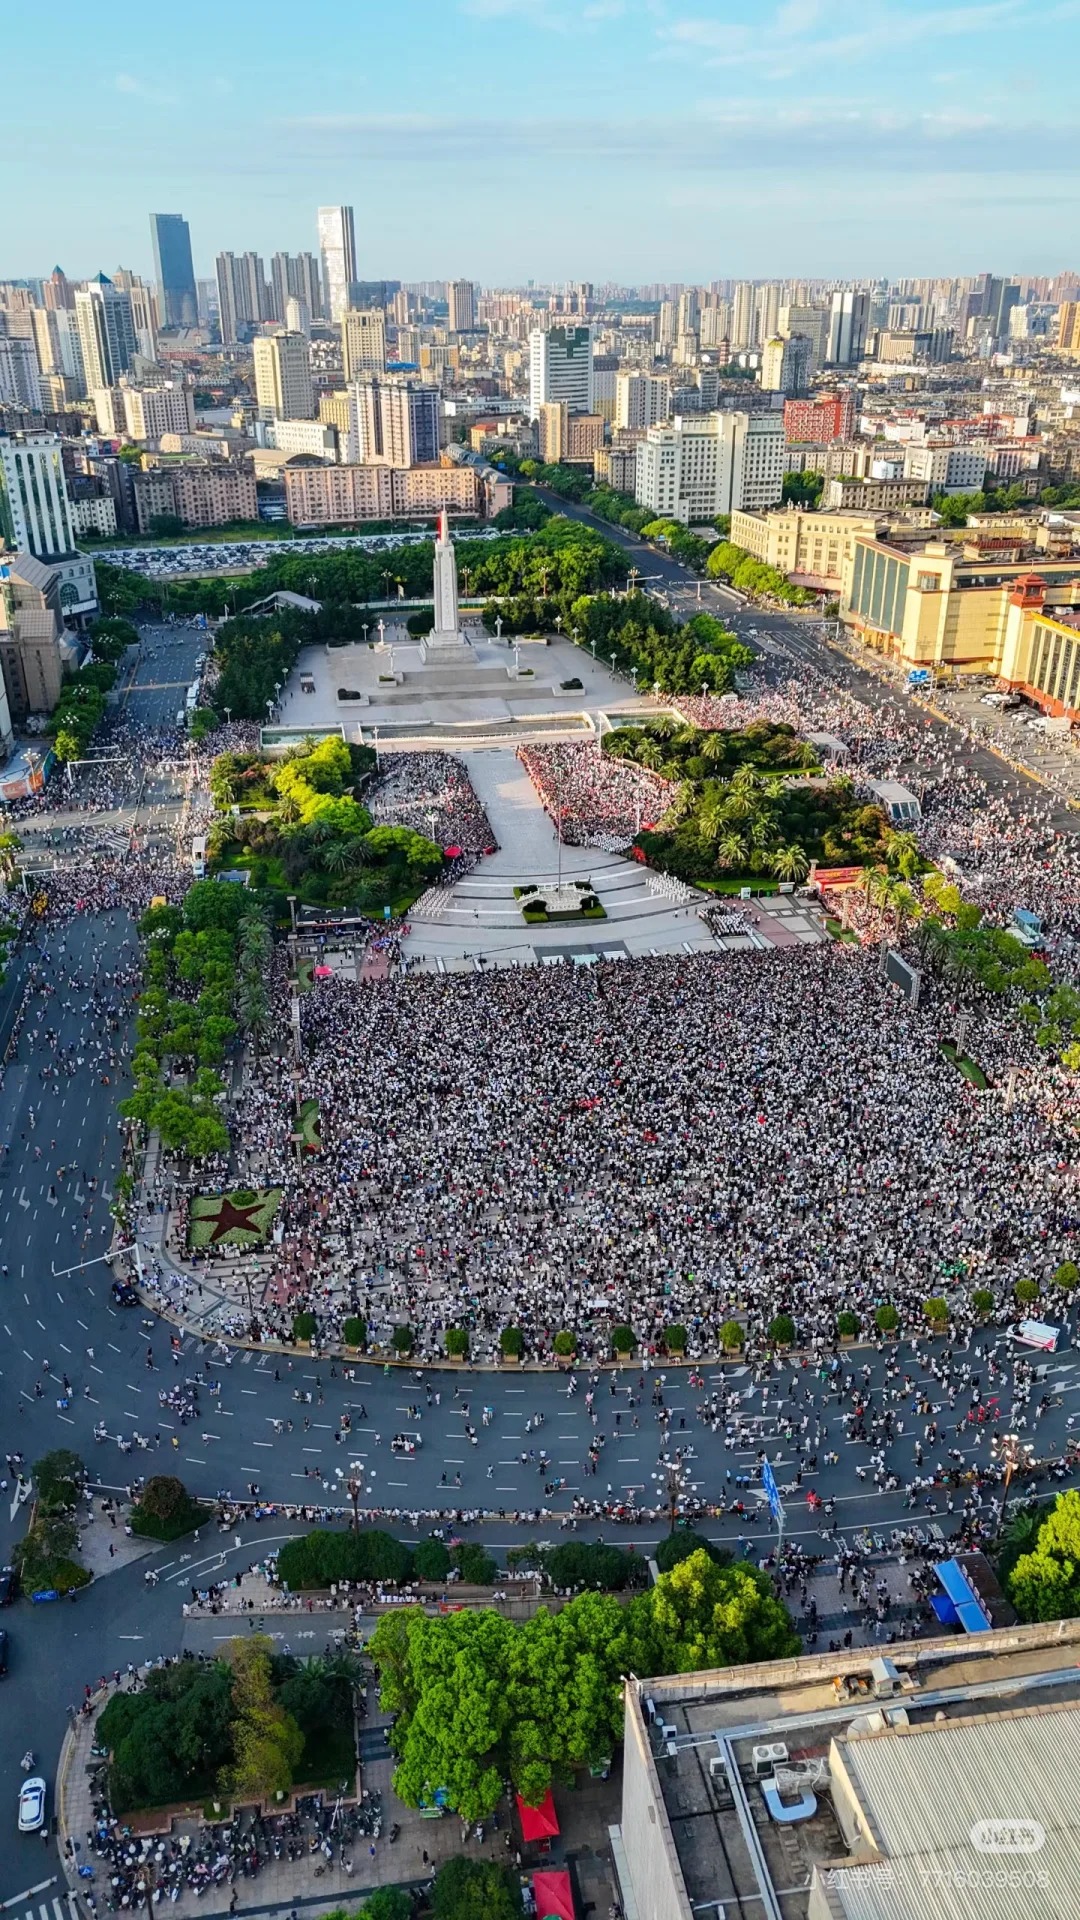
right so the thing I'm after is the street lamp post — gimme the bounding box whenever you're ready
[347,1475,362,1532]
[993,1430,1033,1535]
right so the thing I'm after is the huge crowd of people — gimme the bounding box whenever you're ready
[518,740,672,850]
[367,750,497,855]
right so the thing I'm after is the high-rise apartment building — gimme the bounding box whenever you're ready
[149,214,197,328]
[43,267,74,311]
[777,302,830,373]
[0,432,76,557]
[615,371,670,431]
[31,306,84,394]
[268,252,324,326]
[677,289,700,338]
[528,325,594,420]
[754,284,781,346]
[113,270,158,359]
[827,289,870,365]
[214,252,268,345]
[318,206,357,323]
[760,334,811,397]
[1058,303,1080,356]
[253,331,314,421]
[351,378,440,466]
[121,383,196,442]
[448,280,477,333]
[731,283,754,350]
[341,308,387,380]
[635,410,785,524]
[0,337,42,411]
[74,275,136,390]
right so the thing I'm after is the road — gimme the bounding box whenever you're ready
[1,592,1079,1900]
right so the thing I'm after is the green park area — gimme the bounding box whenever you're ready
[607,717,891,887]
[297,1098,322,1150]
[188,1187,282,1249]
[97,1634,356,1814]
[209,734,442,915]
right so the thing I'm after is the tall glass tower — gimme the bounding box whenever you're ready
[150,213,197,328]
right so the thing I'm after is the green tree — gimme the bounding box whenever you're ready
[220,1636,303,1803]
[1008,1490,1080,1621]
[628,1549,798,1674]
[34,1448,85,1512]
[432,1857,523,1920]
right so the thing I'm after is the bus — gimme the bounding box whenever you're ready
[191,835,207,880]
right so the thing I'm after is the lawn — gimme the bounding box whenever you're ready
[695,877,780,896]
[296,957,315,993]
[298,1098,322,1151]
[189,1188,283,1249]
[826,916,861,945]
[940,1041,988,1089]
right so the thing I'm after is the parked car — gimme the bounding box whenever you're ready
[111,1279,139,1307]
[0,1565,16,1606]
[0,1629,8,1674]
[18,1775,45,1831]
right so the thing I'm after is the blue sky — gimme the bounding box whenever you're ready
[9,0,1080,283]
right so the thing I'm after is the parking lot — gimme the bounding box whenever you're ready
[932,674,1080,800]
[100,526,508,577]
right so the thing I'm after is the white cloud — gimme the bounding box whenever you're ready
[113,71,175,104]
[662,0,1029,72]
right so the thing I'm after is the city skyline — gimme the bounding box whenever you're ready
[6,0,1080,280]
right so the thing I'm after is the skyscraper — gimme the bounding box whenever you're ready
[43,267,74,312]
[341,309,387,380]
[317,207,356,323]
[74,275,136,390]
[253,331,314,421]
[448,279,476,333]
[528,325,594,420]
[0,339,42,412]
[149,214,197,328]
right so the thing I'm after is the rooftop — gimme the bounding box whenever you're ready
[619,1617,1080,1920]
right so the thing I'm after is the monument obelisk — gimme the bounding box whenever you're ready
[427,506,466,650]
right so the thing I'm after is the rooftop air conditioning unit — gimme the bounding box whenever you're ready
[709,1755,726,1779]
[752,1742,789,1778]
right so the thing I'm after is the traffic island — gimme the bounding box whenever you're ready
[939,1040,988,1089]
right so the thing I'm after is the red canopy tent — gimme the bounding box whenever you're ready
[516,1788,560,1843]
[533,1869,575,1920]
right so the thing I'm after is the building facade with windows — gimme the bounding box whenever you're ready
[149,214,197,328]
[0,432,75,557]
[636,410,785,524]
[283,461,480,527]
[317,206,356,323]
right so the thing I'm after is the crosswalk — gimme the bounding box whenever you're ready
[6,1893,80,1920]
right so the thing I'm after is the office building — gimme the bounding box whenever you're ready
[351,377,441,466]
[615,372,670,431]
[149,214,197,328]
[448,280,477,333]
[537,401,567,463]
[318,206,356,322]
[121,382,196,442]
[0,554,69,721]
[591,355,619,422]
[784,392,856,445]
[265,419,339,461]
[253,332,314,422]
[528,324,594,420]
[341,308,387,380]
[827,289,870,365]
[826,476,929,512]
[635,410,785,523]
[74,274,136,390]
[729,505,938,593]
[283,460,479,527]
[0,338,42,411]
[0,432,75,558]
[760,335,811,397]
[285,297,310,338]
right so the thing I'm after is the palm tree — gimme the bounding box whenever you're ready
[323,840,353,875]
[700,731,730,766]
[636,739,664,772]
[716,832,748,871]
[885,881,918,933]
[771,844,810,883]
[698,789,730,844]
[0,833,20,886]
